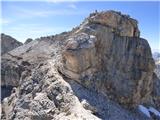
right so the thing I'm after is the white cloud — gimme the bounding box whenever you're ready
[46,0,77,3]
[8,3,88,19]
[0,18,11,25]
[14,8,87,18]
[68,4,77,9]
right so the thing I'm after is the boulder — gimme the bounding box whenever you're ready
[61,33,97,80]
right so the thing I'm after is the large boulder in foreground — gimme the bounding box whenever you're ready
[60,11,155,107]
[61,33,97,79]
[1,33,23,55]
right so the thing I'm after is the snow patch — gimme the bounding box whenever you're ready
[138,105,151,118]
[138,105,160,119]
[148,107,160,117]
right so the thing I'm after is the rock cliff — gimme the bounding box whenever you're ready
[60,10,155,107]
[1,10,160,120]
[1,33,23,55]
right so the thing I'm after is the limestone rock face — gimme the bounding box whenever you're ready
[1,54,31,100]
[1,58,26,86]
[88,10,140,37]
[60,11,155,107]
[61,33,97,80]
[1,33,23,55]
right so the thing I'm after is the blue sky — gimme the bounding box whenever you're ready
[1,1,160,52]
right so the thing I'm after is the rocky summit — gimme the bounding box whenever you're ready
[1,10,160,120]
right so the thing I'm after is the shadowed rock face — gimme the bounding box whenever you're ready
[1,86,13,101]
[1,58,26,86]
[1,33,23,55]
[1,10,159,120]
[1,33,23,100]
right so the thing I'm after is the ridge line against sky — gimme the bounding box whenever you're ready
[1,1,160,52]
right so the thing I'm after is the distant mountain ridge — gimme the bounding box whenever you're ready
[153,52,160,62]
[153,52,160,79]
[1,33,23,55]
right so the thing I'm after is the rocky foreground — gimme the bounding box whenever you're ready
[1,10,160,120]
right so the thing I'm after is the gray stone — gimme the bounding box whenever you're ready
[1,33,23,55]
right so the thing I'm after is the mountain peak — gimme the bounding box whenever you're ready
[82,10,140,37]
